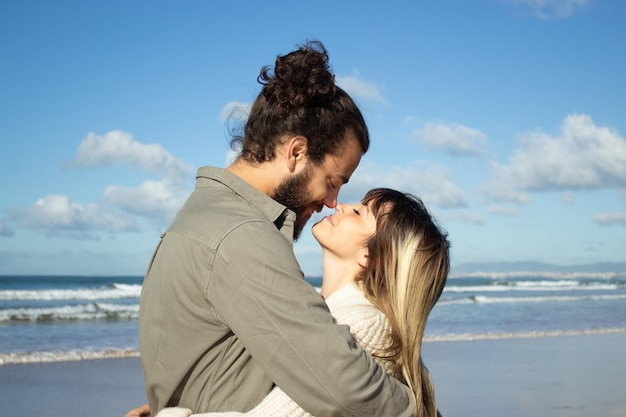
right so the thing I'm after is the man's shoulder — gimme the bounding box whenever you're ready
[173,188,268,236]
[194,166,286,224]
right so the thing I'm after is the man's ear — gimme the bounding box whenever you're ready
[285,135,308,172]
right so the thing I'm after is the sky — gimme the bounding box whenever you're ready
[1,0,625,277]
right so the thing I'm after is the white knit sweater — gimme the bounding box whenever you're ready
[156,282,392,417]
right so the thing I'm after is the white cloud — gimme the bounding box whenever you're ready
[593,212,626,226]
[220,101,251,122]
[6,131,196,239]
[0,222,14,237]
[504,0,592,19]
[101,179,190,225]
[484,114,626,203]
[9,194,139,240]
[68,131,193,182]
[336,75,388,106]
[411,122,487,156]
[488,205,521,217]
[344,161,467,209]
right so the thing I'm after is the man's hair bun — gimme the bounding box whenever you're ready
[259,40,336,112]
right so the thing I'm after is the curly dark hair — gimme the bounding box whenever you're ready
[230,40,369,164]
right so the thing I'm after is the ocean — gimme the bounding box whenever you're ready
[1,272,625,364]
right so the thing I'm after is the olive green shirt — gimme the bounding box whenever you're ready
[139,166,414,417]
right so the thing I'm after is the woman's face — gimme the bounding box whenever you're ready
[312,200,377,262]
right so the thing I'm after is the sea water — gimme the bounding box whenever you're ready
[1,272,625,364]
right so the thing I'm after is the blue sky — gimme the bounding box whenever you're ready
[1,0,625,276]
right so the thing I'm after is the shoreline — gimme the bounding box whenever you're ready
[2,326,625,365]
[1,332,624,417]
[0,348,140,365]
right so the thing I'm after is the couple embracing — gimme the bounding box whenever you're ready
[128,40,448,417]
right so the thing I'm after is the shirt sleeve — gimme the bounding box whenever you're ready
[206,221,414,417]
[159,284,398,417]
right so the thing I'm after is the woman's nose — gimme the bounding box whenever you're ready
[335,203,347,214]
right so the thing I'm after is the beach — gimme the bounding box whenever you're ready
[424,332,626,417]
[1,332,624,417]
[0,356,145,417]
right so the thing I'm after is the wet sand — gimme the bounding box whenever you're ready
[0,356,145,417]
[423,332,626,417]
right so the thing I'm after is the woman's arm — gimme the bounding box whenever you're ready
[156,388,312,417]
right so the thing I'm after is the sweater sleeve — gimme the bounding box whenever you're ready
[156,388,313,417]
[155,285,393,417]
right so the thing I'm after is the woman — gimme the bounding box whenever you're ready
[129,188,449,417]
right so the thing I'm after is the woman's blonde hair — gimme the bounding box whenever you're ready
[355,188,449,417]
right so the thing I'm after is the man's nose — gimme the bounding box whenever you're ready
[323,191,338,209]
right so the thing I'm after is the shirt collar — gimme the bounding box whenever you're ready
[196,166,295,243]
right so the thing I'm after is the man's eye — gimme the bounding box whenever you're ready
[353,208,360,215]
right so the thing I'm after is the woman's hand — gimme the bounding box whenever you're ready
[125,403,151,417]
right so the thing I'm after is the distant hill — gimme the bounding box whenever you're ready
[451,261,626,274]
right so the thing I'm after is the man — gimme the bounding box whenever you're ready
[137,41,415,417]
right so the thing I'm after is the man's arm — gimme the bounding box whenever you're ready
[208,222,414,417]
[155,285,400,417]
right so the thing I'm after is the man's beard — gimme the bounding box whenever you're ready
[273,167,315,241]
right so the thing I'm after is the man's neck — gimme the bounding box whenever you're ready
[226,158,286,197]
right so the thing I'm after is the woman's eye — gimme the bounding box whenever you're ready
[353,208,360,215]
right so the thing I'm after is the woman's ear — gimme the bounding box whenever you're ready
[357,247,369,268]
[285,135,308,172]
